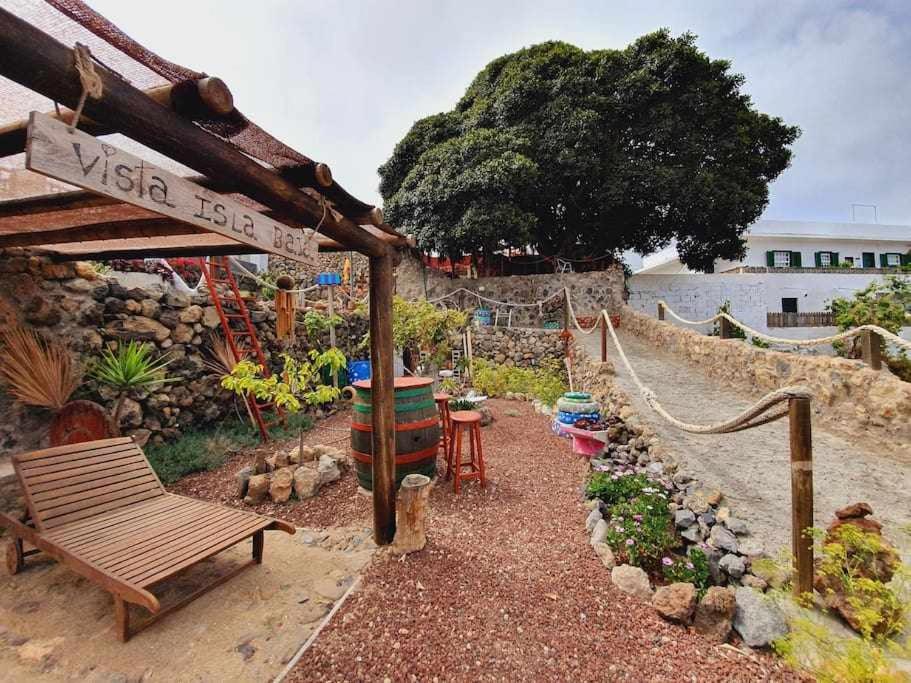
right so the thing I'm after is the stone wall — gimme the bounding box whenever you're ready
[620,306,911,445]
[0,250,368,457]
[472,327,565,368]
[395,252,626,327]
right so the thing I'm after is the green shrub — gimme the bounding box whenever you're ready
[586,471,652,506]
[471,358,566,406]
[662,548,711,598]
[603,487,674,570]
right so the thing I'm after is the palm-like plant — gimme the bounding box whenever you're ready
[91,341,176,432]
[202,333,248,377]
[0,326,82,409]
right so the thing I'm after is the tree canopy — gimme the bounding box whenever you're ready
[379,31,800,271]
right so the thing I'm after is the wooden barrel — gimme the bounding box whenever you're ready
[351,376,440,491]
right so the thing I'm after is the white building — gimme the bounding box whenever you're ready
[628,220,910,339]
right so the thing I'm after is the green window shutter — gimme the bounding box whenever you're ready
[766,251,775,267]
[901,253,910,267]
[814,252,822,267]
[880,253,888,267]
[863,252,875,268]
[790,251,802,267]
[831,252,839,266]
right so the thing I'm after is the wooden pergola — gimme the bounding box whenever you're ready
[0,3,401,544]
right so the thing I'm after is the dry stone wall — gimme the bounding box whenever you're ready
[395,252,626,327]
[472,327,564,368]
[620,306,911,445]
[0,249,368,457]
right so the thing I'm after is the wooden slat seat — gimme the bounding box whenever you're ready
[0,438,294,641]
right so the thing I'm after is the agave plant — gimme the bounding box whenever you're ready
[91,341,176,432]
[0,325,82,410]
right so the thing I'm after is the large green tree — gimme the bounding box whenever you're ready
[380,31,800,271]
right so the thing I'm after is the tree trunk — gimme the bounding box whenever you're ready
[391,474,432,555]
[111,394,127,437]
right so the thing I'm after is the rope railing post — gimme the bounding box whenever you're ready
[861,329,882,371]
[600,312,608,363]
[657,302,665,321]
[719,316,732,339]
[788,396,814,596]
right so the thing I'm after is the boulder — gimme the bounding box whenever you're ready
[592,542,615,570]
[674,509,696,528]
[235,466,254,498]
[741,574,768,592]
[732,587,788,647]
[73,261,98,279]
[680,526,703,543]
[164,292,191,308]
[172,323,194,344]
[683,491,710,515]
[269,468,294,503]
[585,507,603,532]
[693,587,736,643]
[317,454,341,486]
[652,582,696,624]
[835,502,873,519]
[244,474,271,504]
[202,306,221,328]
[117,397,143,429]
[477,405,495,427]
[293,465,321,499]
[105,316,170,342]
[709,525,738,553]
[723,517,749,535]
[611,565,653,600]
[140,299,161,319]
[24,296,61,326]
[719,553,746,579]
[737,538,764,557]
[590,519,609,546]
[179,305,204,324]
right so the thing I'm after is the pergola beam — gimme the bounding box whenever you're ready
[0,7,389,258]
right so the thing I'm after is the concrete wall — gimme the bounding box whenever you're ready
[620,307,911,448]
[628,271,911,342]
[395,252,626,327]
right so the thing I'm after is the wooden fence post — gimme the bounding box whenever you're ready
[657,303,665,321]
[719,316,732,339]
[600,313,607,363]
[788,396,814,596]
[562,288,570,332]
[861,329,882,370]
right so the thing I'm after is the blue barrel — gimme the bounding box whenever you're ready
[474,308,492,326]
[348,360,371,383]
[316,272,342,286]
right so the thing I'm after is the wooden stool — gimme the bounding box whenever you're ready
[446,410,486,493]
[433,392,452,458]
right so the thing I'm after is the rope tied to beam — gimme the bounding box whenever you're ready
[563,288,809,434]
[68,43,103,134]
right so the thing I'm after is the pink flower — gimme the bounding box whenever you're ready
[633,514,643,522]
[625,538,635,546]
[686,562,695,570]
[661,557,674,566]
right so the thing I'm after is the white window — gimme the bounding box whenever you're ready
[886,253,901,266]
[818,252,831,267]
[773,251,791,267]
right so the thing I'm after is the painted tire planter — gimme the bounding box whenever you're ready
[555,398,600,414]
[556,410,600,425]
[350,376,441,491]
[563,391,592,401]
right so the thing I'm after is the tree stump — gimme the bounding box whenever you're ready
[391,474,432,555]
[5,538,24,575]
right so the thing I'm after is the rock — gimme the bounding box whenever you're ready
[693,545,724,584]
[723,517,749,535]
[709,525,739,553]
[164,292,191,308]
[117,397,143,429]
[592,542,615,569]
[202,306,221,328]
[835,501,873,519]
[751,561,789,590]
[269,468,294,503]
[683,491,710,515]
[737,538,765,557]
[477,405,495,426]
[611,565,653,600]
[652,582,696,624]
[235,466,253,498]
[705,489,723,506]
[105,316,170,342]
[179,305,204,324]
[680,526,703,543]
[698,511,716,527]
[244,474,271,504]
[719,553,746,579]
[317,454,341,486]
[674,509,696,529]
[715,506,731,523]
[590,519,609,546]
[172,323,194,344]
[24,296,61,326]
[140,299,161,319]
[293,465,321,499]
[73,261,98,279]
[672,472,693,488]
[270,451,291,469]
[128,428,151,447]
[741,574,768,591]
[585,507,603,532]
[693,587,736,643]
[733,587,788,647]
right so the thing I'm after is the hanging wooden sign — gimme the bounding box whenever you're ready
[25,111,316,264]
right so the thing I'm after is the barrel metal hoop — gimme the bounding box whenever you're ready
[351,416,439,433]
[353,399,436,414]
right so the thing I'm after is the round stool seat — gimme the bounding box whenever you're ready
[450,410,481,424]
[434,392,451,403]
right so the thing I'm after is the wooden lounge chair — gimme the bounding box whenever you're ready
[0,437,294,641]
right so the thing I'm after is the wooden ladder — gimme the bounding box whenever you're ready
[197,256,279,441]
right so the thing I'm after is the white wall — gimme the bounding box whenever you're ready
[627,271,911,343]
[742,236,907,268]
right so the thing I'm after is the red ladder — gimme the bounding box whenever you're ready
[197,256,280,441]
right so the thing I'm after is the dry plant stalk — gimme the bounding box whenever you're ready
[0,325,82,409]
[203,332,249,376]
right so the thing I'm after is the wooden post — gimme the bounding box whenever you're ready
[562,288,570,332]
[391,474,432,555]
[369,254,397,545]
[719,316,732,339]
[600,312,608,362]
[657,303,665,321]
[861,329,882,370]
[327,285,338,387]
[788,396,814,596]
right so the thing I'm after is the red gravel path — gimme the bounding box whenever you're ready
[282,400,798,682]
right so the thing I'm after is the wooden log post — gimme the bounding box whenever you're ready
[369,254,397,545]
[391,474,432,555]
[719,316,733,339]
[600,312,608,363]
[657,303,665,321]
[788,396,814,596]
[861,329,882,370]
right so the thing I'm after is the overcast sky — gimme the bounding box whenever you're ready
[89,0,911,227]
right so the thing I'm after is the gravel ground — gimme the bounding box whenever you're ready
[280,399,797,682]
[578,331,911,559]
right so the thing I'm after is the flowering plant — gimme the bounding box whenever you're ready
[662,548,711,598]
[603,490,674,570]
[586,471,653,507]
